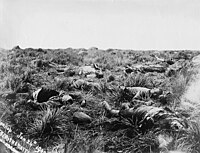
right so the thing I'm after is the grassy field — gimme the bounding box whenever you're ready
[0,47,200,153]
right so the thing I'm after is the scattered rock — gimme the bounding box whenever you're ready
[15,113,22,117]
[80,100,86,107]
[86,73,96,78]
[61,95,73,104]
[73,112,92,124]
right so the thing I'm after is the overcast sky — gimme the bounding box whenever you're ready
[0,0,200,50]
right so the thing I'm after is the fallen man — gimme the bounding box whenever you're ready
[101,101,188,132]
[120,86,163,100]
[124,64,167,74]
[154,55,175,65]
[72,79,101,91]
[55,64,103,78]
[26,87,88,110]
[31,87,59,103]
[78,64,100,75]
[140,64,166,73]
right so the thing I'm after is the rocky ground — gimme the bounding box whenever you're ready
[0,46,200,153]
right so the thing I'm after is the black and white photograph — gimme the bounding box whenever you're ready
[0,0,200,152]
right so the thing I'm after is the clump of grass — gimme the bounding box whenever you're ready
[170,67,194,108]
[0,101,10,121]
[64,129,104,153]
[5,74,22,91]
[165,119,200,153]
[50,49,83,66]
[103,129,159,153]
[186,120,200,152]
[28,107,74,148]
[5,100,38,134]
[124,73,154,88]
[55,78,74,91]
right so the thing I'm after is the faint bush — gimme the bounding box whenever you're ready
[50,50,83,66]
[103,129,159,153]
[6,108,36,134]
[162,120,200,153]
[28,107,74,148]
[174,51,191,60]
[124,73,154,88]
[6,75,21,91]
[55,78,74,91]
[170,68,194,107]
[185,120,200,152]
[65,130,104,153]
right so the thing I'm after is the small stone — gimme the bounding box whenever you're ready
[62,95,73,104]
[73,112,92,124]
[86,73,96,78]
[80,100,86,107]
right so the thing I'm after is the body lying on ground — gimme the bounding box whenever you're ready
[32,87,59,103]
[154,55,175,65]
[120,86,163,100]
[101,101,188,132]
[125,64,167,74]
[72,79,101,91]
[55,64,103,78]
[79,64,103,78]
[28,87,87,109]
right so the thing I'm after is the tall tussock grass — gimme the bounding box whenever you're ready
[125,73,153,88]
[28,107,75,148]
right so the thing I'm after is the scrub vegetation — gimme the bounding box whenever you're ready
[0,47,200,153]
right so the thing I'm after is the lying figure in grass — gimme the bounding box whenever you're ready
[26,88,92,124]
[119,86,163,100]
[29,87,85,108]
[124,64,167,74]
[55,63,104,78]
[101,101,188,132]
[72,79,101,91]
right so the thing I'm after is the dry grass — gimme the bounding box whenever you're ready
[1,48,200,153]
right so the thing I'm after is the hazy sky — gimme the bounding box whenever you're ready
[1,0,200,50]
